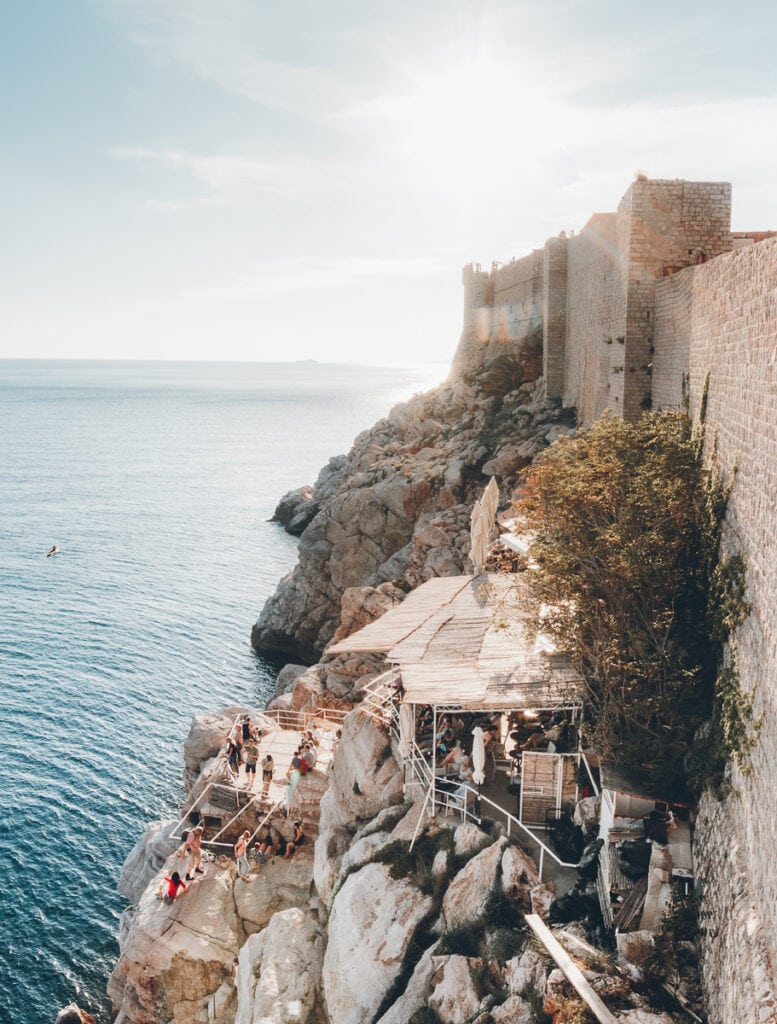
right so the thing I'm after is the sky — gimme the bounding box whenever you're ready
[2,0,776,365]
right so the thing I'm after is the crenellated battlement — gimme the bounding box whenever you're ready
[451,176,772,425]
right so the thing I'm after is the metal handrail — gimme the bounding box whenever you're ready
[432,781,578,880]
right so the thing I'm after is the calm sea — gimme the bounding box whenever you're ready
[0,359,441,1024]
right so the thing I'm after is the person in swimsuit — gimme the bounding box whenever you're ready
[284,820,305,859]
[181,825,204,880]
[261,754,274,797]
[234,830,250,880]
[46,545,59,557]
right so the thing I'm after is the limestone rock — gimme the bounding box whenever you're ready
[108,862,244,1024]
[55,1007,96,1024]
[234,907,324,1024]
[428,956,484,1024]
[530,881,557,920]
[352,803,411,843]
[491,995,533,1024]
[505,948,548,999]
[184,708,247,791]
[322,862,433,1024]
[118,820,180,904]
[252,376,571,662]
[271,663,308,700]
[313,826,353,910]
[338,831,391,878]
[272,486,318,536]
[233,855,313,934]
[328,583,405,649]
[319,710,403,831]
[501,843,539,909]
[373,940,441,1024]
[441,836,507,932]
[453,822,492,858]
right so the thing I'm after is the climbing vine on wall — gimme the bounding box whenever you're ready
[515,392,758,795]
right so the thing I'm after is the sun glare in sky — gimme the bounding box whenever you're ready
[1,2,776,364]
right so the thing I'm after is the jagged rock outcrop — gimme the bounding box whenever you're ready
[234,907,324,1024]
[318,709,404,831]
[321,862,434,1024]
[271,486,318,536]
[118,820,180,904]
[252,372,574,662]
[183,706,248,792]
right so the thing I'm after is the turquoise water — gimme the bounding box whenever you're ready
[0,359,440,1023]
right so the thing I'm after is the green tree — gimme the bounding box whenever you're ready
[517,409,755,793]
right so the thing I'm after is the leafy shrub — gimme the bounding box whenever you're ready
[517,402,757,793]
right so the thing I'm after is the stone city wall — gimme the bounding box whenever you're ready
[451,179,777,1024]
[562,212,627,425]
[650,237,777,1024]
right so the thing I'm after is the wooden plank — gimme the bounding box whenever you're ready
[525,914,619,1024]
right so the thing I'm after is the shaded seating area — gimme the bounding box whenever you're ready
[329,573,588,882]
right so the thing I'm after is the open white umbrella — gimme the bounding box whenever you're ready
[398,703,414,759]
[471,726,487,786]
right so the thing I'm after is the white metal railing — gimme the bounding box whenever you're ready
[578,749,600,797]
[359,668,399,723]
[396,727,579,880]
[431,780,578,880]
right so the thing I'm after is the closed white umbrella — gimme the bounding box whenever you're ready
[482,477,500,524]
[471,726,487,786]
[399,703,414,759]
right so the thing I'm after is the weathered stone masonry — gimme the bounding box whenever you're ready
[452,177,777,1024]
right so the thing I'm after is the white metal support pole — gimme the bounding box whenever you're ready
[431,705,438,819]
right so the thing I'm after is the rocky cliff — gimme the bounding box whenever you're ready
[106,707,694,1024]
[251,355,575,664]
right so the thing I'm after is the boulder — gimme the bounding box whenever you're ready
[234,907,324,1024]
[55,1007,96,1024]
[505,948,547,999]
[233,855,313,934]
[501,843,539,908]
[183,708,247,791]
[320,710,403,831]
[617,1013,677,1024]
[271,486,318,536]
[338,831,391,878]
[530,882,557,920]
[118,820,180,904]
[491,995,534,1024]
[374,941,441,1024]
[441,836,508,932]
[322,862,433,1024]
[428,956,484,1024]
[271,663,308,700]
[453,823,492,858]
[313,826,353,910]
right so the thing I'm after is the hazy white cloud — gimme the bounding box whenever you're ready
[93,0,350,115]
[181,255,446,302]
[109,145,347,207]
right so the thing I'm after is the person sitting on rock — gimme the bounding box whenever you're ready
[302,743,316,769]
[159,871,186,902]
[252,826,276,863]
[284,821,305,859]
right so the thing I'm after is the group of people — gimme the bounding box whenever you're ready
[160,816,309,900]
[160,824,205,902]
[225,715,265,786]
